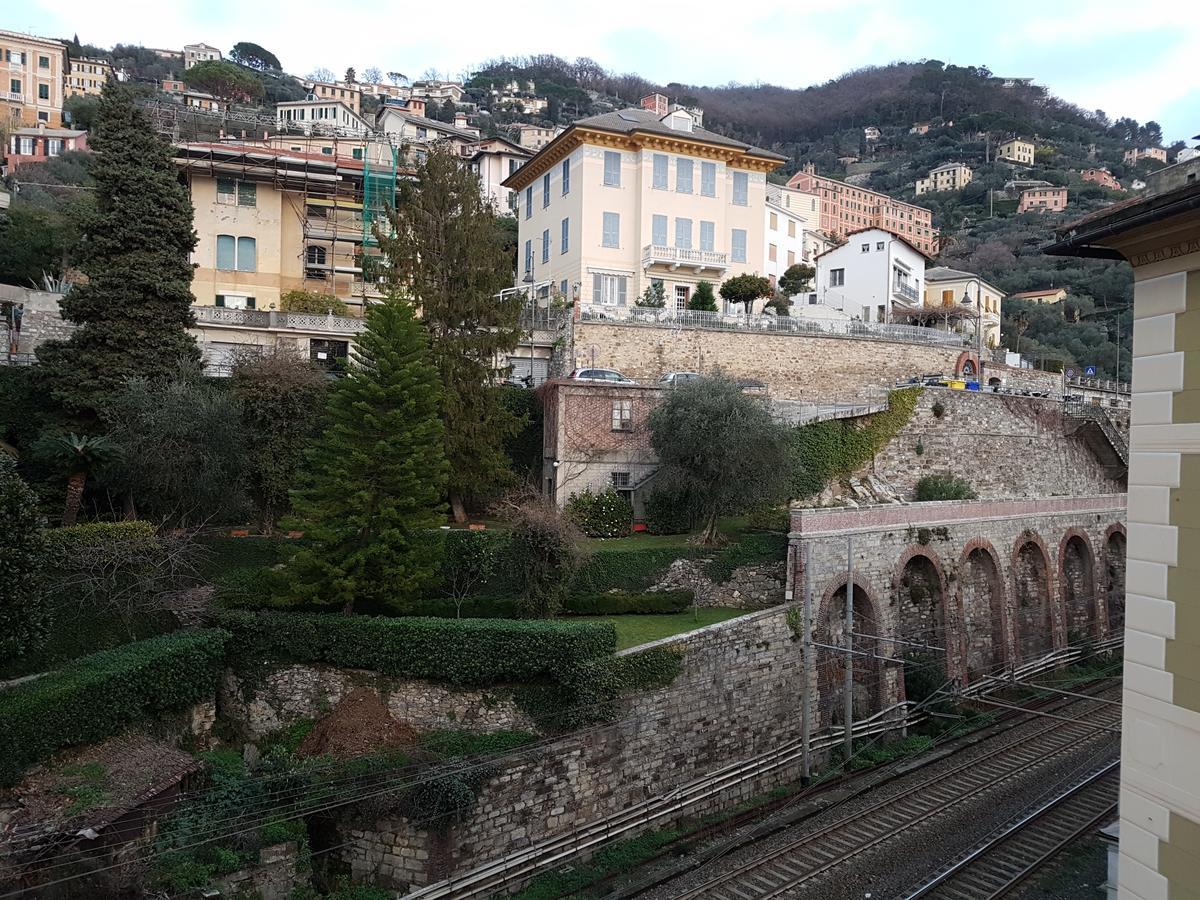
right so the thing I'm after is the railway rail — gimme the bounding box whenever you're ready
[903,760,1119,899]
[666,687,1121,900]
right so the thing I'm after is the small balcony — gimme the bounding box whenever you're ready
[642,244,729,272]
[892,281,919,304]
[4,92,23,102]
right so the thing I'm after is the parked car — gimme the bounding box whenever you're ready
[659,371,702,386]
[568,368,636,384]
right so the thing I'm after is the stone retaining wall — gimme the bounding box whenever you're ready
[652,559,786,608]
[219,665,534,740]
[336,605,808,891]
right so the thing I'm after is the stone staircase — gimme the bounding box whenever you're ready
[1064,401,1129,473]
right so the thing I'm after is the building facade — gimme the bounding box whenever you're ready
[513,123,561,151]
[997,138,1035,165]
[812,227,928,323]
[277,98,370,137]
[302,80,364,115]
[1018,186,1069,214]
[65,57,113,97]
[1010,287,1068,304]
[6,126,87,169]
[1045,156,1200,900]
[1082,167,1122,190]
[764,185,822,300]
[503,99,784,314]
[787,169,939,256]
[915,162,973,196]
[183,42,222,69]
[375,104,478,154]
[921,266,1003,348]
[0,30,66,127]
[1124,147,1168,165]
[468,137,531,213]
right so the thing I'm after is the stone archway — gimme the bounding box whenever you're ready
[1012,534,1055,661]
[817,577,883,730]
[1059,530,1098,643]
[959,540,1007,680]
[1104,525,1127,635]
[893,547,954,692]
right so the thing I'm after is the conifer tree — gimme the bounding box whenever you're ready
[37,82,200,423]
[380,144,523,522]
[279,301,447,614]
[0,457,49,661]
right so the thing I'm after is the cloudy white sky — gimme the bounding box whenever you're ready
[9,0,1198,142]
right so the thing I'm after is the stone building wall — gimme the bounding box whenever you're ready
[219,665,534,740]
[573,321,966,401]
[336,605,809,891]
[862,390,1125,500]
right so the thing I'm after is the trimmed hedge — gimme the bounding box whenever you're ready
[44,520,157,553]
[703,532,788,582]
[564,589,694,616]
[571,546,696,594]
[216,609,617,687]
[0,629,231,784]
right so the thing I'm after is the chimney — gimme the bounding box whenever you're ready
[454,112,468,129]
[640,93,668,117]
[407,98,426,117]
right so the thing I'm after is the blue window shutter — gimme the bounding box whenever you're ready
[562,159,570,194]
[675,218,692,249]
[561,217,569,254]
[701,162,716,197]
[236,237,257,272]
[700,220,715,251]
[216,234,235,270]
[525,186,532,219]
[604,151,621,186]
[593,272,602,302]
[653,154,668,189]
[542,229,550,263]
[524,239,532,272]
[676,158,693,193]
[733,171,748,206]
[617,276,627,306]
[652,214,667,246]
[543,173,551,208]
[602,212,619,248]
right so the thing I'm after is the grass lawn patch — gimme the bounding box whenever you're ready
[575,608,747,650]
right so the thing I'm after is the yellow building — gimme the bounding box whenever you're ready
[0,29,66,127]
[997,138,1035,166]
[174,142,398,315]
[66,57,113,97]
[915,162,974,196]
[502,93,785,313]
[1010,286,1068,304]
[1046,157,1200,900]
[921,266,1003,347]
[302,79,364,116]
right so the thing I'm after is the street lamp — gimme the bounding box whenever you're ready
[960,278,984,381]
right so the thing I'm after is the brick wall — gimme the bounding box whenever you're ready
[336,606,810,891]
[863,390,1125,499]
[573,321,966,401]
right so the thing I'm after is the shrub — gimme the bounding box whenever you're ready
[564,589,694,615]
[216,609,615,687]
[703,532,788,582]
[0,457,50,661]
[744,504,791,533]
[509,504,585,617]
[0,629,230,784]
[914,474,978,502]
[279,289,348,316]
[566,488,632,538]
[687,280,718,312]
[642,487,697,535]
[570,545,695,594]
[440,529,503,616]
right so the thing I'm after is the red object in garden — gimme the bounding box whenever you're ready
[230,529,249,538]
[633,523,647,532]
[468,523,487,531]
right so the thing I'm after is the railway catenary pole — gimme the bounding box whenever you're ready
[801,541,813,782]
[844,535,854,760]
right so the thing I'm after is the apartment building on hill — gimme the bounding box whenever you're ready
[6,126,88,169]
[812,227,929,323]
[183,42,222,69]
[276,98,371,137]
[915,162,973,196]
[764,184,828,298]
[468,136,531,213]
[302,80,364,115]
[0,29,67,127]
[1017,185,1068,214]
[787,169,939,256]
[1081,167,1122,190]
[66,57,114,98]
[1123,146,1167,165]
[997,138,1035,165]
[502,94,785,313]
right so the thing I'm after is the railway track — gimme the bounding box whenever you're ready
[667,688,1121,900]
[903,760,1119,899]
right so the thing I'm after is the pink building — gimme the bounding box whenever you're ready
[1081,168,1122,190]
[6,125,88,170]
[1017,186,1068,214]
[787,170,939,256]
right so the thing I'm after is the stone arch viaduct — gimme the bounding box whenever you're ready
[787,495,1127,727]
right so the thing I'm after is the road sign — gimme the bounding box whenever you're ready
[1084,365,1097,376]
[1066,368,1077,378]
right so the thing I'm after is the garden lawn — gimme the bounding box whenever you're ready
[575,608,747,650]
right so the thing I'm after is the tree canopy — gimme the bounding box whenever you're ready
[229,42,281,72]
[719,274,773,314]
[183,60,264,103]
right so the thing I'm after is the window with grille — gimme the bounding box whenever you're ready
[611,471,631,488]
[611,400,632,432]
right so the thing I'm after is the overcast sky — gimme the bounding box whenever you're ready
[10,0,1198,143]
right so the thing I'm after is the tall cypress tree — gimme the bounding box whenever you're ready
[37,82,200,422]
[380,144,523,522]
[279,301,447,615]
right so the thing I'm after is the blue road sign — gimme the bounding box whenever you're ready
[1084,365,1097,376]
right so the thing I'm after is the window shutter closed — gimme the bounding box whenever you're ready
[617,276,627,306]
[593,273,602,303]
[652,215,667,246]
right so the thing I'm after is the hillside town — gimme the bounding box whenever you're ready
[0,20,1198,900]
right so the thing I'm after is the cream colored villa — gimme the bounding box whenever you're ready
[915,162,974,196]
[503,94,786,313]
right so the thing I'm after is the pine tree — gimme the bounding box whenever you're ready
[279,301,447,614]
[380,144,523,522]
[37,82,200,424]
[0,457,49,661]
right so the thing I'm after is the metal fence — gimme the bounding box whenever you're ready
[579,305,970,348]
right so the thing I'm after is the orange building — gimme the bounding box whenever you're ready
[787,171,939,255]
[1081,168,1122,190]
[1017,186,1068,214]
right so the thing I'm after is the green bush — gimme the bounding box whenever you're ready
[564,589,694,615]
[279,289,348,316]
[0,629,230,784]
[0,456,49,661]
[44,520,157,549]
[510,505,584,617]
[744,504,791,533]
[703,532,788,582]
[217,609,615,687]
[570,545,696,594]
[914,474,978,501]
[642,486,698,535]
[566,488,633,538]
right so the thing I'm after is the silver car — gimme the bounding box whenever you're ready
[569,367,636,384]
[659,371,702,386]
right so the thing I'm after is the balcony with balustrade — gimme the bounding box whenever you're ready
[192,305,367,335]
[641,244,729,273]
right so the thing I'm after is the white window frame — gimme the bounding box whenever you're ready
[611,399,632,431]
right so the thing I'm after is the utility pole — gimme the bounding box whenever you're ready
[801,542,813,782]
[844,535,854,761]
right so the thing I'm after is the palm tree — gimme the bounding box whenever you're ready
[1013,312,1031,356]
[35,432,114,526]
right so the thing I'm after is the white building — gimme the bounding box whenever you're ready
[183,42,222,69]
[863,126,881,141]
[502,94,785,313]
[276,98,371,136]
[375,103,479,154]
[764,185,823,304]
[812,228,928,323]
[468,136,531,214]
